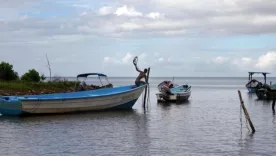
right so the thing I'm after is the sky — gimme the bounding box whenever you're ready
[1,0,276,77]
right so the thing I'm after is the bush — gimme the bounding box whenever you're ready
[0,61,19,81]
[21,69,41,82]
[40,74,46,81]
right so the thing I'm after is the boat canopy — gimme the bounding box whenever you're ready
[77,73,107,78]
[75,73,111,89]
[248,71,270,84]
[248,72,270,75]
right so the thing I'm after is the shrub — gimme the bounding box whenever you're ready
[40,74,46,81]
[21,69,41,82]
[0,61,19,81]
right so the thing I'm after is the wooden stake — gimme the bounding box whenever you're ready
[238,90,255,133]
[143,67,150,108]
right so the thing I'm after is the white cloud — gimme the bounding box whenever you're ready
[139,53,147,60]
[103,56,112,63]
[146,12,164,19]
[256,52,276,69]
[231,57,255,71]
[114,5,143,17]
[122,53,133,64]
[209,52,276,72]
[103,53,134,65]
[213,56,229,64]
[158,57,164,62]
[98,6,114,15]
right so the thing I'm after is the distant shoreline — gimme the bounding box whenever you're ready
[46,76,276,78]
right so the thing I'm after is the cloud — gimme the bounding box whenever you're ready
[158,57,164,62]
[122,53,133,64]
[98,6,114,15]
[114,5,143,17]
[103,53,134,65]
[208,52,276,73]
[146,12,164,19]
[1,0,276,77]
[212,56,229,64]
[2,0,276,44]
[256,52,276,69]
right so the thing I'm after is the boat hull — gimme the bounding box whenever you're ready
[247,87,257,93]
[0,85,146,116]
[156,91,191,102]
[256,89,276,100]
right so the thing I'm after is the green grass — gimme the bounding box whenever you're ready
[0,80,80,95]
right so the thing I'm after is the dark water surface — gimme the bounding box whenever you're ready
[1,77,276,156]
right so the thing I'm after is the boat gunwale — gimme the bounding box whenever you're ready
[1,84,147,102]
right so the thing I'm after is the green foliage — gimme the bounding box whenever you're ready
[0,80,80,92]
[40,74,46,81]
[21,69,41,82]
[0,61,19,81]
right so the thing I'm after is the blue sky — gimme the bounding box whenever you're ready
[1,0,276,77]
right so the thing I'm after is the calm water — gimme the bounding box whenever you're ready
[1,77,276,156]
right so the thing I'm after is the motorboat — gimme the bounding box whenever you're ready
[156,80,191,102]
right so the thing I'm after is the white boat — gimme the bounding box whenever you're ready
[156,80,191,102]
[0,73,147,116]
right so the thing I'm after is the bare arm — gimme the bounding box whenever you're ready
[135,65,142,72]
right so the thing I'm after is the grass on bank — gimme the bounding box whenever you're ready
[0,80,81,95]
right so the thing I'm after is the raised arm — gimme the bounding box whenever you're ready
[135,65,142,72]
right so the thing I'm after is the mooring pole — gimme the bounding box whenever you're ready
[238,90,256,133]
[143,67,150,108]
[272,92,276,115]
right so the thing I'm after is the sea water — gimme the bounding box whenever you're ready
[0,77,276,156]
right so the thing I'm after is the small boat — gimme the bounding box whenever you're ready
[156,80,191,102]
[246,71,276,100]
[0,73,147,116]
[246,72,268,93]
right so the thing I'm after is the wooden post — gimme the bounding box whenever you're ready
[272,98,275,115]
[273,92,276,115]
[143,67,150,108]
[238,90,255,133]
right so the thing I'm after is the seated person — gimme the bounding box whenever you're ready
[134,65,147,86]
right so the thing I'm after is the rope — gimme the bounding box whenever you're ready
[240,103,250,132]
[245,114,250,131]
[240,104,242,129]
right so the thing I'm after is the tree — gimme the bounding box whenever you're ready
[0,61,19,81]
[21,69,41,82]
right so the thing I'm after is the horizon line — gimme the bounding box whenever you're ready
[46,76,276,78]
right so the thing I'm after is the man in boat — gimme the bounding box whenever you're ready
[161,81,173,95]
[134,65,147,86]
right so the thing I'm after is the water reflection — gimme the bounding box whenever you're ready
[238,132,255,156]
[0,110,152,155]
[247,92,254,99]
[0,110,138,123]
